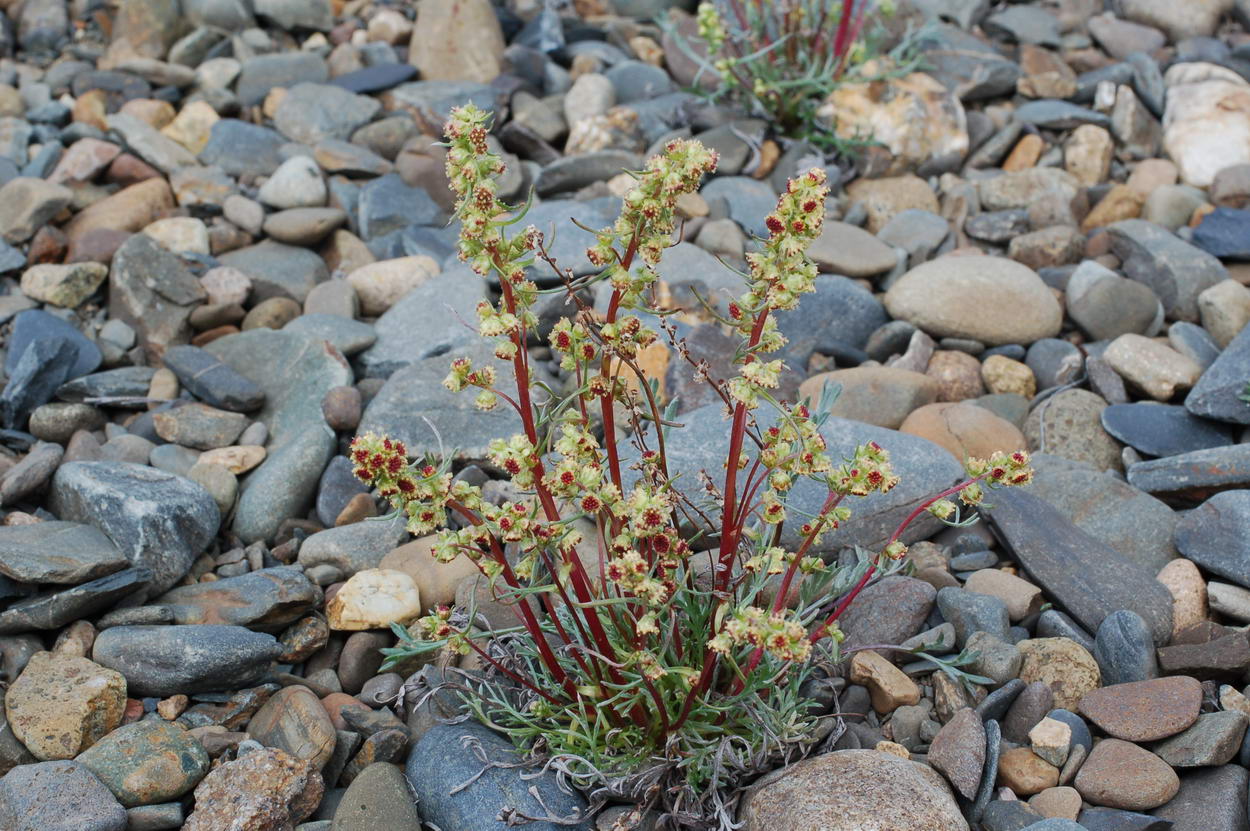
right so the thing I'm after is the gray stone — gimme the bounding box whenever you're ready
[1107,220,1227,323]
[383,81,498,134]
[1169,321,1221,371]
[218,240,329,305]
[937,587,1011,646]
[56,367,156,405]
[536,150,642,197]
[109,234,205,352]
[1127,444,1250,505]
[105,114,196,175]
[702,176,780,238]
[1186,323,1250,425]
[314,455,368,528]
[155,567,319,628]
[273,83,381,145]
[162,345,266,413]
[199,120,285,178]
[773,275,889,368]
[1152,712,1249,767]
[1094,609,1159,686]
[331,761,421,829]
[92,624,282,697]
[1150,764,1249,830]
[1013,100,1109,128]
[527,197,620,280]
[1079,808,1174,830]
[297,515,408,578]
[357,174,443,240]
[0,760,127,831]
[838,576,936,651]
[0,521,127,584]
[49,462,219,593]
[919,25,1022,101]
[1102,403,1236,458]
[356,266,487,378]
[236,53,328,107]
[1036,610,1096,653]
[1,339,78,430]
[1174,491,1250,589]
[983,488,1174,646]
[285,314,376,358]
[404,722,593,831]
[5,310,100,380]
[0,568,152,634]
[984,5,1061,46]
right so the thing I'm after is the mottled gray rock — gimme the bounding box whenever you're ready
[1185,324,1250,425]
[92,624,282,697]
[0,760,127,831]
[1106,220,1227,323]
[0,521,126,584]
[1094,610,1159,686]
[1174,491,1250,589]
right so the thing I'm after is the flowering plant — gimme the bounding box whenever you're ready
[670,0,911,145]
[352,104,1032,827]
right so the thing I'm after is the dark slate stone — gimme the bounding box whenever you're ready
[1080,808,1174,830]
[56,367,157,406]
[1174,491,1250,589]
[405,721,592,831]
[5,309,100,379]
[0,567,151,634]
[1168,322,1221,371]
[982,800,1044,831]
[0,336,77,429]
[315,455,369,528]
[162,344,265,412]
[1013,100,1110,128]
[0,240,25,272]
[526,196,620,280]
[0,520,128,584]
[936,586,1011,647]
[773,275,888,368]
[330,63,417,94]
[217,240,329,305]
[919,25,1021,100]
[838,576,936,651]
[236,52,328,107]
[1101,403,1236,458]
[385,81,499,133]
[1075,63,1137,102]
[1002,681,1054,744]
[48,462,220,594]
[1107,220,1227,323]
[355,266,488,379]
[1185,324,1250,425]
[983,489,1174,645]
[198,120,286,179]
[1126,51,1165,118]
[1151,764,1249,831]
[154,567,318,628]
[1127,444,1250,505]
[1046,708,1092,755]
[971,718,1002,822]
[0,759,127,831]
[357,174,444,240]
[535,150,643,197]
[92,624,282,697]
[1192,206,1250,260]
[976,679,1025,723]
[1094,609,1160,686]
[701,176,780,238]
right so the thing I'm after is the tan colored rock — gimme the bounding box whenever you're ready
[183,747,323,830]
[1074,738,1178,810]
[963,569,1044,622]
[1157,558,1208,634]
[1220,684,1250,717]
[65,178,174,244]
[379,537,479,614]
[798,367,938,429]
[346,256,439,317]
[408,0,505,84]
[1081,185,1145,231]
[197,445,266,475]
[1065,125,1115,186]
[849,650,921,714]
[982,354,1038,398]
[1126,159,1179,196]
[246,685,337,769]
[884,256,1062,346]
[998,747,1059,796]
[740,749,969,831]
[1003,134,1044,172]
[899,402,1025,462]
[1197,279,1250,348]
[1163,62,1250,187]
[925,350,985,402]
[1018,45,1078,99]
[818,70,967,178]
[1017,637,1101,710]
[142,217,210,255]
[1104,333,1203,400]
[1029,717,1072,767]
[846,174,940,233]
[4,652,126,761]
[1028,786,1082,820]
[20,263,108,308]
[160,101,219,154]
[327,568,423,631]
[1078,676,1202,742]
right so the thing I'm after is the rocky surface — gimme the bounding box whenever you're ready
[0,0,1240,829]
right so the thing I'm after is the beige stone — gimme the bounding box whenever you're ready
[1104,333,1203,400]
[846,174,940,233]
[798,367,938,429]
[197,445,266,475]
[4,652,127,760]
[327,569,423,631]
[1028,786,1082,820]
[849,650,921,714]
[1017,637,1101,710]
[899,402,1026,462]
[982,354,1038,398]
[1029,717,1072,767]
[1081,185,1145,231]
[998,747,1059,796]
[408,0,505,84]
[346,256,439,317]
[1198,279,1250,348]
[20,263,108,308]
[380,536,480,614]
[1157,558,1208,634]
[963,569,1044,622]
[160,101,219,154]
[1163,62,1250,187]
[142,217,210,255]
[1065,125,1115,186]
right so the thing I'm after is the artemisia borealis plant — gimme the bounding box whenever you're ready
[350,104,1033,827]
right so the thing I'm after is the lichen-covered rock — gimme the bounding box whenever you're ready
[182,747,323,831]
[4,652,125,761]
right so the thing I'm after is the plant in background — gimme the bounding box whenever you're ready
[670,0,917,148]
[352,105,1033,829]
[1240,381,1250,404]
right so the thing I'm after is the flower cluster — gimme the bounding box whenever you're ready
[349,433,459,536]
[832,441,900,497]
[586,138,719,309]
[709,607,813,662]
